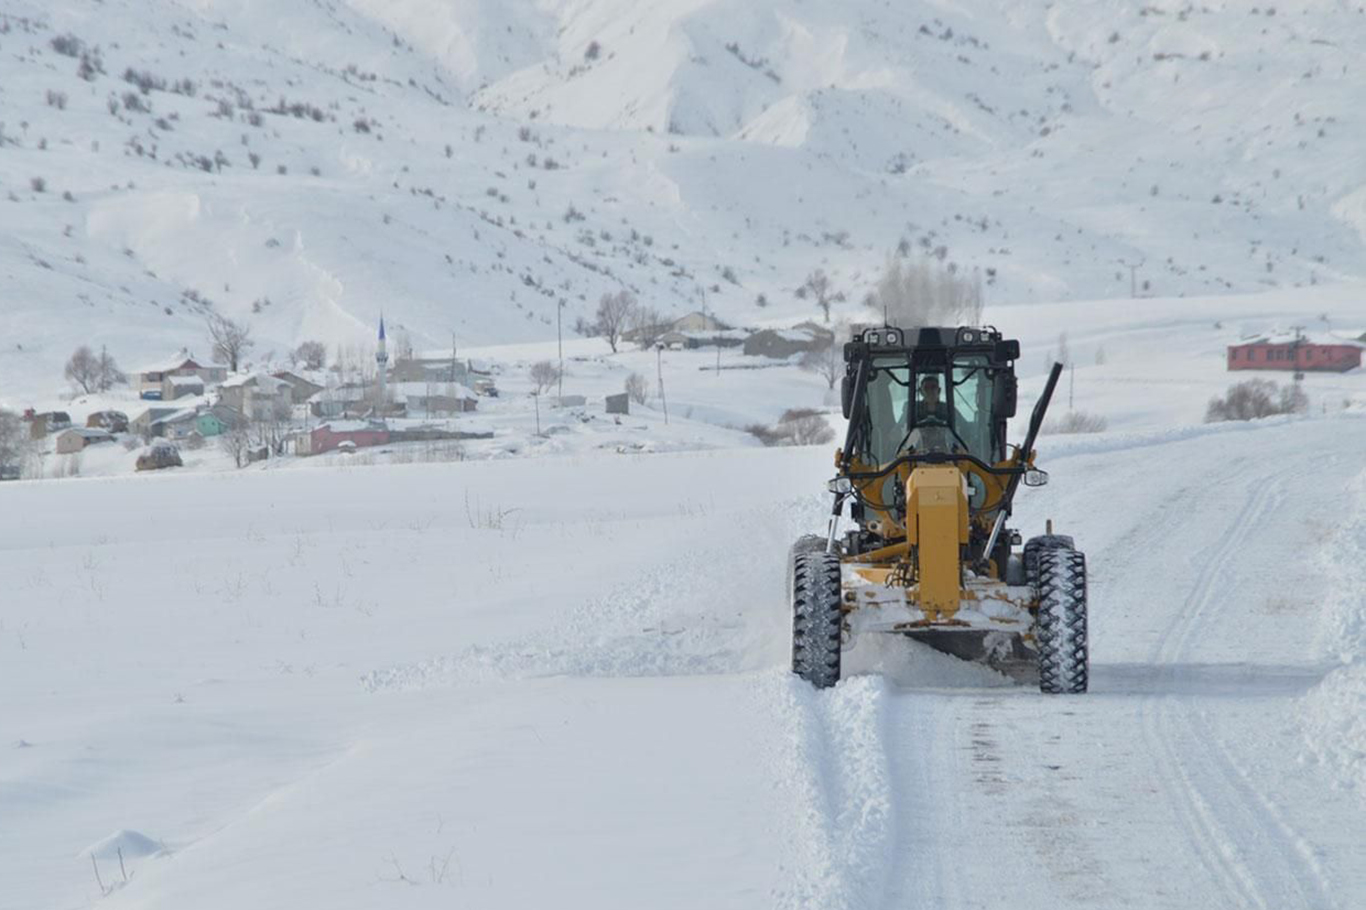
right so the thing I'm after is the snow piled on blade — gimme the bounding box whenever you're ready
[1300,465,1366,799]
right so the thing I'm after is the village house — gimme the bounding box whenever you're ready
[1227,331,1364,373]
[25,410,72,440]
[623,311,744,349]
[137,352,227,400]
[152,408,229,441]
[307,384,372,419]
[669,310,732,333]
[161,374,205,401]
[131,407,178,438]
[272,370,325,405]
[86,410,129,433]
[742,323,834,359]
[294,420,390,456]
[217,373,293,419]
[54,427,114,454]
[393,381,478,417]
[391,357,471,385]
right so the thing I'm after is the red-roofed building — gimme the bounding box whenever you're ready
[1227,332,1363,374]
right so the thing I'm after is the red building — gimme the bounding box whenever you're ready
[298,421,389,455]
[1227,335,1362,373]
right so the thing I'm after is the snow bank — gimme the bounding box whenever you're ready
[1300,465,1366,797]
[79,828,164,861]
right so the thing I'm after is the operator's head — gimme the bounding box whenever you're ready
[919,374,940,405]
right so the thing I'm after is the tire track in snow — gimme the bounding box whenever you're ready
[1140,463,1337,910]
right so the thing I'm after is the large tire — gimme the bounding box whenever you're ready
[1023,533,1075,587]
[791,551,843,688]
[787,534,829,602]
[1035,548,1089,694]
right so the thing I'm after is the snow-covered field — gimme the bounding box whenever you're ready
[4,406,1366,909]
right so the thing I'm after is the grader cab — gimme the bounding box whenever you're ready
[789,326,1089,694]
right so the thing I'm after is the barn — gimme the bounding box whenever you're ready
[1227,332,1363,373]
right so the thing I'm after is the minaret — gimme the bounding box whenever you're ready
[375,315,389,417]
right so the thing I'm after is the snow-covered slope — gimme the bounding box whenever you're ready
[4,0,1366,400]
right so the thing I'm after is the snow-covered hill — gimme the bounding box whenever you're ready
[4,0,1366,401]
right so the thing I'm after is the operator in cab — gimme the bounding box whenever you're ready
[908,373,953,454]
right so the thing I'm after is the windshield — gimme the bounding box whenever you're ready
[951,356,994,461]
[859,355,996,466]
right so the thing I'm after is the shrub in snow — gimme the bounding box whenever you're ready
[1206,379,1308,423]
[77,51,104,81]
[123,68,166,94]
[50,33,85,57]
[625,372,649,405]
[746,409,835,447]
[1043,410,1109,434]
[136,442,182,471]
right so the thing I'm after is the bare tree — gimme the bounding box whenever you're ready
[0,409,34,479]
[391,327,415,362]
[593,290,636,353]
[218,421,252,468]
[95,346,125,391]
[293,340,326,370]
[528,360,562,395]
[801,269,844,323]
[207,313,253,371]
[871,255,983,328]
[629,305,669,350]
[243,396,294,457]
[625,372,649,405]
[64,345,100,394]
[800,322,847,390]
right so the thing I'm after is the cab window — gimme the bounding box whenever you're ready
[951,356,993,461]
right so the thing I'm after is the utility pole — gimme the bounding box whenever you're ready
[556,299,564,401]
[1120,260,1141,298]
[1068,363,1075,411]
[656,344,668,425]
[1291,324,1306,382]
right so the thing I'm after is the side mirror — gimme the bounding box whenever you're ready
[993,373,1018,418]
[841,375,853,419]
[1023,468,1049,487]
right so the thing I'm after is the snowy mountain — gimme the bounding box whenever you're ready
[3,0,1366,401]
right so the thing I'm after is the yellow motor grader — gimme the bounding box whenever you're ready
[790,325,1088,694]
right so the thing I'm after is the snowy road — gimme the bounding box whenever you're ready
[771,416,1366,909]
[3,417,1364,909]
